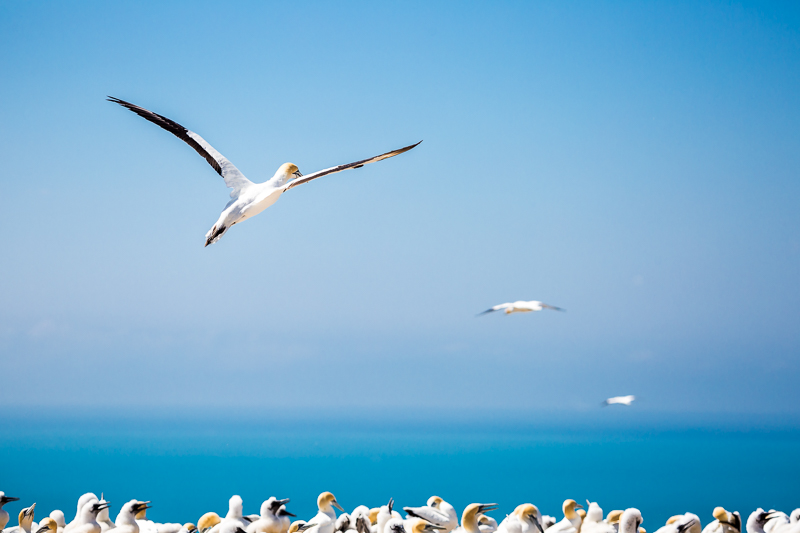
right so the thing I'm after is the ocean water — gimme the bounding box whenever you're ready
[2,410,798,529]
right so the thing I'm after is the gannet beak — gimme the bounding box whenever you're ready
[278,499,291,506]
[1,496,20,504]
[25,504,37,517]
[575,504,584,510]
[478,505,499,513]
[293,171,303,178]
[281,511,297,518]
[98,502,112,511]
[36,526,50,533]
[332,500,344,512]
[764,513,781,521]
[236,528,247,533]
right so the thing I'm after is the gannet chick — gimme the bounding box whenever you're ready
[702,508,741,533]
[479,516,498,533]
[72,501,111,533]
[1,493,21,531]
[404,498,459,533]
[305,493,344,533]
[335,514,352,533]
[114,501,153,533]
[199,515,221,533]
[542,520,556,531]
[350,507,372,533]
[544,501,583,533]
[497,504,544,533]
[66,496,100,533]
[247,498,291,533]
[454,505,499,533]
[223,497,250,530]
[618,511,642,533]
[377,500,397,533]
[107,97,421,247]
[50,511,67,533]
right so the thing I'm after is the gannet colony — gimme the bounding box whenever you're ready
[1,492,796,533]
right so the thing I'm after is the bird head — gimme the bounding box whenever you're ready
[278,163,302,181]
[198,512,221,533]
[563,500,583,520]
[318,492,344,513]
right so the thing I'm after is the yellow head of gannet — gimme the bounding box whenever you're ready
[19,504,37,531]
[606,512,623,525]
[461,504,499,533]
[428,497,444,509]
[199,513,222,533]
[666,517,682,526]
[577,511,586,520]
[288,522,312,533]
[36,518,58,533]
[638,528,645,533]
[184,524,198,533]
[408,518,445,533]
[277,163,302,182]
[562,501,583,521]
[133,502,152,521]
[368,510,380,526]
[317,492,344,513]
[513,505,543,533]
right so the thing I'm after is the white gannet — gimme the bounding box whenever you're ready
[114,501,152,533]
[107,97,421,247]
[246,498,291,533]
[66,495,100,533]
[1,493,21,531]
[97,498,115,532]
[764,513,790,533]
[478,301,565,316]
[71,501,111,533]
[376,500,397,533]
[618,511,642,533]
[454,504,499,533]
[288,522,312,533]
[134,503,157,533]
[544,501,583,533]
[349,507,372,533]
[6,503,37,533]
[604,512,624,533]
[404,497,459,533]
[654,515,699,533]
[702,508,741,533]
[602,396,635,407]
[304,492,344,533]
[747,511,776,533]
[496,504,544,533]
[334,514,352,533]
[222,497,250,530]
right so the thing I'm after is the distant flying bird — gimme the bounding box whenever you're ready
[477,300,565,316]
[602,395,635,406]
[107,97,421,246]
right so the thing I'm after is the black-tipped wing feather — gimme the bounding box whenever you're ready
[108,96,252,193]
[283,141,422,191]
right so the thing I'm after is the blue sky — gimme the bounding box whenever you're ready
[1,1,798,415]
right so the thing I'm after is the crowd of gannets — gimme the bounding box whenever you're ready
[2,492,798,533]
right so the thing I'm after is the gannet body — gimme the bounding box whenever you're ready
[114,501,155,533]
[618,511,643,533]
[107,97,421,247]
[478,301,565,316]
[71,501,111,533]
[247,499,291,533]
[0,493,21,531]
[655,515,699,533]
[764,513,790,533]
[497,504,543,533]
[602,396,635,407]
[404,498,458,533]
[702,508,741,533]
[305,493,344,533]
[349,507,371,533]
[544,501,583,533]
[453,504,499,533]
[376,501,397,533]
[66,495,99,533]
[406,519,446,533]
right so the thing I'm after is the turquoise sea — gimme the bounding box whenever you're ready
[2,410,798,529]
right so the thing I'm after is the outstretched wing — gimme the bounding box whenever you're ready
[477,303,511,316]
[541,303,566,312]
[107,96,253,195]
[403,507,449,527]
[283,141,422,192]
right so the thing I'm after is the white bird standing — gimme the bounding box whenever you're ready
[65,496,99,533]
[496,504,543,533]
[114,501,152,533]
[478,301,565,316]
[602,396,635,407]
[581,503,615,533]
[404,498,458,533]
[544,501,583,533]
[107,97,421,247]
[71,501,111,533]
[97,498,115,532]
[0,493,21,531]
[304,492,344,533]
[702,508,741,533]
[246,498,291,533]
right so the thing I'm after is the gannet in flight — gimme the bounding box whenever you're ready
[404,497,458,533]
[1,492,21,531]
[478,301,565,316]
[107,97,421,246]
[602,395,635,406]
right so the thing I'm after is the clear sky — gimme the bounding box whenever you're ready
[1,1,799,416]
